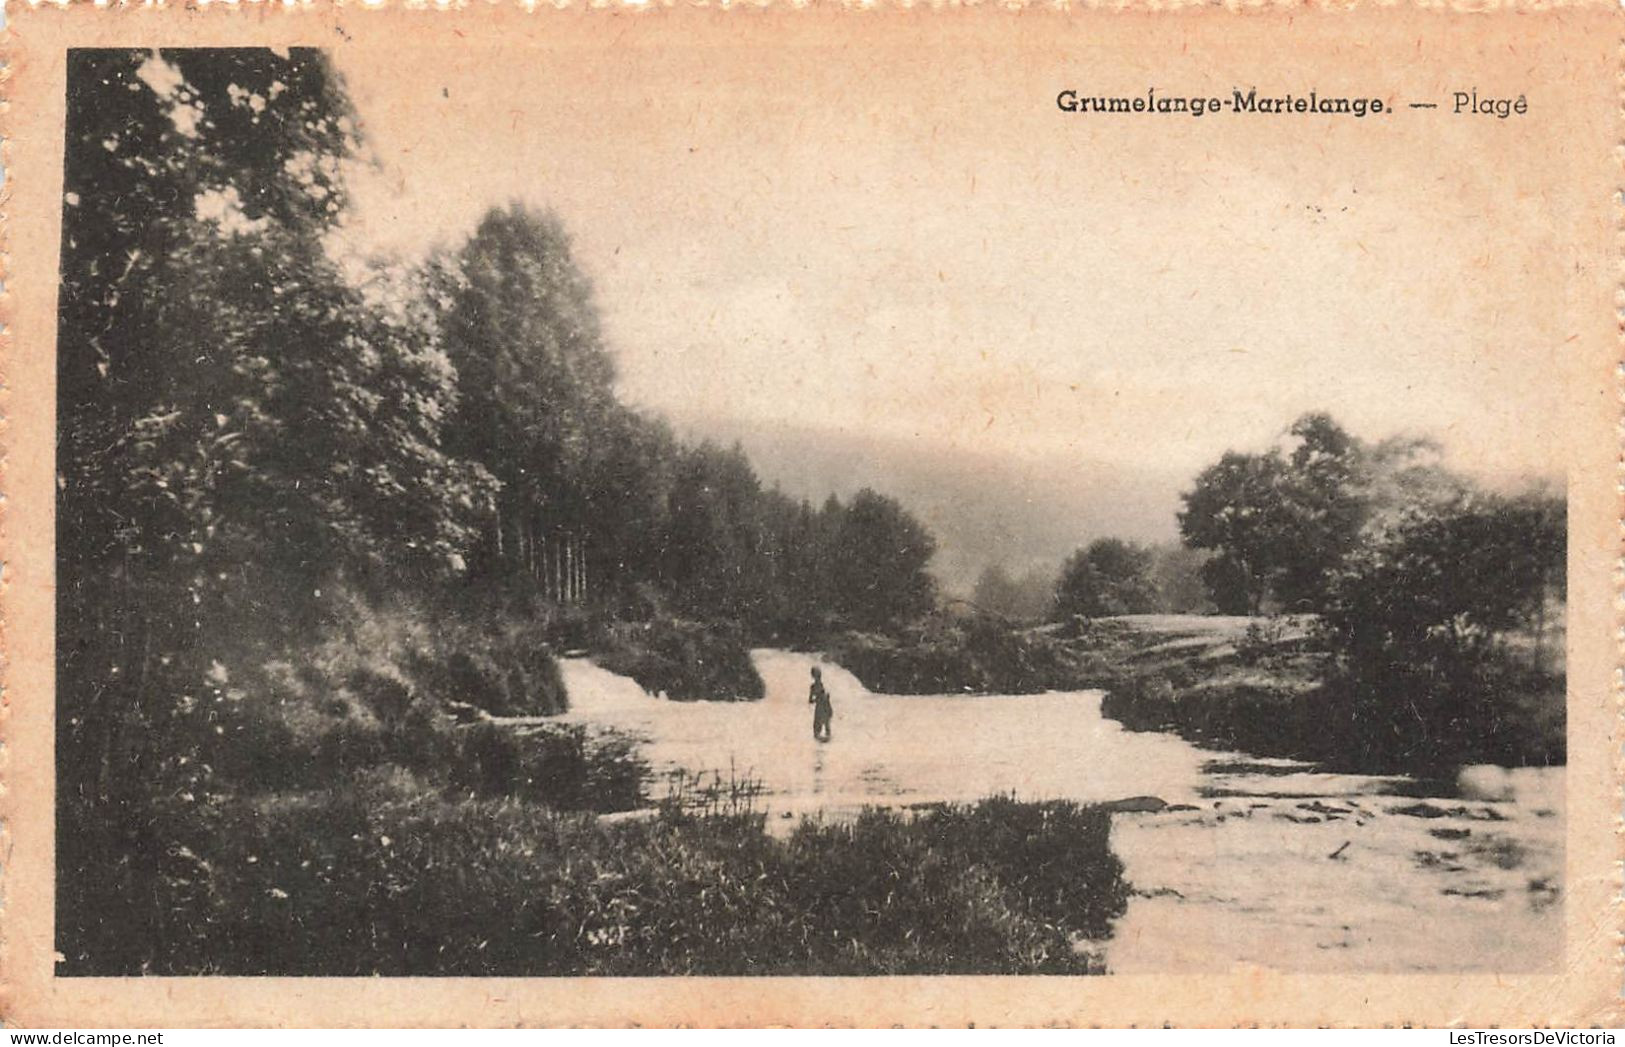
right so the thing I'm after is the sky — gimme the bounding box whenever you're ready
[323,18,1578,590]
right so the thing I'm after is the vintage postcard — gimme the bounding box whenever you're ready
[2,0,1620,1028]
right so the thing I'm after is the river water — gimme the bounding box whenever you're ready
[554,649,1564,973]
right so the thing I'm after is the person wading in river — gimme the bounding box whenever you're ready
[808,666,833,742]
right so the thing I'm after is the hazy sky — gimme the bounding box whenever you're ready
[324,18,1577,584]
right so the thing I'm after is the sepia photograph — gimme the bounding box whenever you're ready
[5,3,1620,1028]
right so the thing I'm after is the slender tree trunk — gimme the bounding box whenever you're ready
[554,534,564,604]
[1533,580,1548,676]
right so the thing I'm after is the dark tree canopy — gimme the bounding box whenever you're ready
[60,48,361,583]
[830,490,939,631]
[1322,492,1566,659]
[1053,539,1159,619]
[1177,450,1294,614]
[1177,412,1454,614]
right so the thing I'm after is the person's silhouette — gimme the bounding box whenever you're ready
[808,666,833,742]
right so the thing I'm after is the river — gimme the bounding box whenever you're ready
[553,648,1564,973]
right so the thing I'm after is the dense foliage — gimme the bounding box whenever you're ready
[1098,489,1566,771]
[1317,492,1565,768]
[1052,538,1160,619]
[58,47,495,829]
[1177,413,1459,613]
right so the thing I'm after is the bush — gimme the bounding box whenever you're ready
[446,722,647,812]
[594,615,764,701]
[1234,618,1289,667]
[828,615,1100,695]
[57,790,1127,977]
[1099,671,1323,761]
[1317,494,1566,771]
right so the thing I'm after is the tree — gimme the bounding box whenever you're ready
[59,48,358,799]
[1146,544,1213,614]
[1177,451,1294,613]
[1322,493,1566,661]
[1270,413,1370,609]
[1053,539,1159,619]
[575,409,682,607]
[1317,492,1566,765]
[433,203,618,584]
[1179,413,1397,613]
[57,48,495,800]
[59,49,361,594]
[972,565,1021,616]
[659,442,775,621]
[829,489,938,630]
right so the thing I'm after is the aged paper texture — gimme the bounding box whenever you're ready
[3,0,1621,1027]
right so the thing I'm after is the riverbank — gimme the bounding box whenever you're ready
[590,614,765,702]
[824,613,1565,775]
[59,772,1125,975]
[1092,615,1565,773]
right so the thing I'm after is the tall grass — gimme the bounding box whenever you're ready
[58,786,1127,977]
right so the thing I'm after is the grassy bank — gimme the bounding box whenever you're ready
[59,781,1127,976]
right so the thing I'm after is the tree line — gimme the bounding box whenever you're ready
[1022,412,1561,637]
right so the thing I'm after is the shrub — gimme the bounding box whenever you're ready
[446,722,648,812]
[1317,494,1566,770]
[827,615,1098,695]
[594,616,764,701]
[1234,618,1290,667]
[1099,671,1323,761]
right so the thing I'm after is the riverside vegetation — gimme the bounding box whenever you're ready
[58,48,1561,976]
[57,49,1119,977]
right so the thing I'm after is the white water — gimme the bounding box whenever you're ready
[553,649,1565,973]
